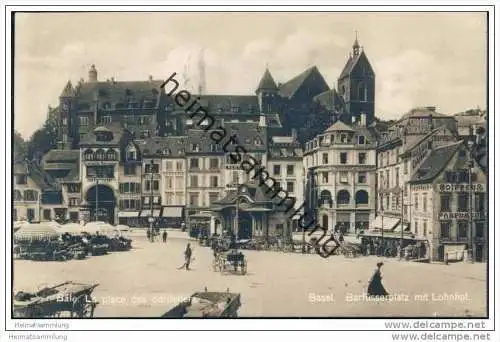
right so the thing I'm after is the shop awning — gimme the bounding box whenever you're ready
[241,207,272,212]
[118,211,139,218]
[444,244,466,260]
[393,221,410,232]
[370,216,400,231]
[162,207,183,218]
[140,210,160,217]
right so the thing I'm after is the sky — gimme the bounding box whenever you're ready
[14,12,487,139]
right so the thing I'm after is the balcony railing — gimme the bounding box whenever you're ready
[86,177,115,182]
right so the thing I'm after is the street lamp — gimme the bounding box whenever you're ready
[94,178,99,222]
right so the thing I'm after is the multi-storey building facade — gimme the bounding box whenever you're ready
[409,141,487,262]
[304,115,377,234]
[267,131,304,232]
[41,150,81,222]
[374,107,458,233]
[57,65,168,149]
[185,129,225,222]
[140,136,187,227]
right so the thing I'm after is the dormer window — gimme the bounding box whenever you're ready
[232,106,240,113]
[105,149,117,161]
[210,144,217,152]
[84,149,94,161]
[217,106,223,113]
[340,134,347,143]
[100,116,112,124]
[163,148,171,156]
[358,135,366,145]
[254,137,263,146]
[191,144,200,152]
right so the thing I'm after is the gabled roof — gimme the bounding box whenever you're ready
[60,81,74,97]
[221,121,267,152]
[171,95,259,114]
[400,125,459,155]
[278,66,329,99]
[324,120,355,133]
[313,88,346,111]
[79,122,130,146]
[256,68,278,92]
[338,50,373,79]
[42,149,79,163]
[409,141,463,183]
[139,136,187,157]
[14,160,61,191]
[73,79,164,107]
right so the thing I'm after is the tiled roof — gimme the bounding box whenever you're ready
[339,53,361,79]
[185,129,224,154]
[139,136,188,157]
[256,68,278,92]
[399,107,449,121]
[410,141,463,183]
[42,149,79,163]
[400,125,458,155]
[170,95,258,114]
[278,66,328,99]
[325,120,355,132]
[73,80,164,108]
[61,80,74,97]
[221,121,267,152]
[313,88,346,111]
[14,160,61,191]
[79,122,130,146]
[41,149,80,182]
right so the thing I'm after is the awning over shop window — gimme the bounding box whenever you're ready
[370,216,400,231]
[355,213,370,222]
[336,213,351,222]
[118,211,139,218]
[444,244,466,260]
[140,210,160,217]
[393,221,411,232]
[162,207,183,218]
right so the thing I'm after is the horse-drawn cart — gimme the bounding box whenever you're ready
[162,289,241,318]
[212,249,247,275]
[13,281,99,318]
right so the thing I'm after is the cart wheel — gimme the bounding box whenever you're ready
[241,260,247,275]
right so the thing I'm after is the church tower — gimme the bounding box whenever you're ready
[255,67,278,114]
[337,34,375,124]
[58,80,75,149]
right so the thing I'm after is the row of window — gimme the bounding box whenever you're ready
[271,164,296,176]
[119,183,141,194]
[79,115,154,127]
[163,193,185,206]
[439,192,486,212]
[378,168,401,189]
[307,134,369,150]
[83,149,118,161]
[165,161,184,171]
[187,192,220,207]
[165,176,185,189]
[86,165,115,178]
[378,148,400,168]
[189,158,220,170]
[13,190,38,202]
[318,171,368,184]
[319,189,369,206]
[439,221,485,239]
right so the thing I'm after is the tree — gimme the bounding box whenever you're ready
[13,130,27,162]
[26,113,59,162]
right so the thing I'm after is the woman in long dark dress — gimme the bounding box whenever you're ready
[367,262,389,296]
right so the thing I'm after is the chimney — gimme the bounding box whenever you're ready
[360,113,366,126]
[88,64,98,83]
[149,75,153,81]
[352,116,356,124]
[259,114,267,128]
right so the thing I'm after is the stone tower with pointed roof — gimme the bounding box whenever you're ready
[255,68,279,114]
[337,35,375,125]
[58,80,76,149]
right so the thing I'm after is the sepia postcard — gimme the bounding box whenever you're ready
[2,4,498,341]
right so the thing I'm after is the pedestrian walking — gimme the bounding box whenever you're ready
[177,243,193,270]
[367,262,389,297]
[162,230,167,243]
